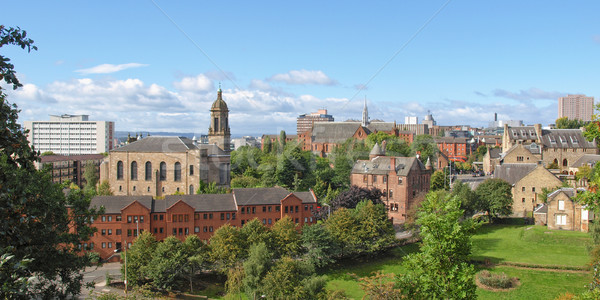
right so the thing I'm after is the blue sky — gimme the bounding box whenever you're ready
[3,1,600,135]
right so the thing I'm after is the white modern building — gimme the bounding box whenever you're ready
[404,116,418,125]
[24,114,115,155]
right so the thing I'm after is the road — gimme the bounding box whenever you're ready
[452,174,489,190]
[78,262,123,299]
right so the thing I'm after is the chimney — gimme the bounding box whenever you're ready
[390,157,396,171]
[381,140,387,156]
[534,124,542,143]
[494,112,497,122]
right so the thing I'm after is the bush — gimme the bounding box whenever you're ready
[477,270,515,289]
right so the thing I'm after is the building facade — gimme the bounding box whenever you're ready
[208,88,231,152]
[35,154,105,188]
[24,114,114,155]
[546,188,591,231]
[558,94,594,122]
[296,109,334,135]
[350,144,431,224]
[88,187,318,260]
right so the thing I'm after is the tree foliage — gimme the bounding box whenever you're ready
[243,242,273,300]
[429,170,449,191]
[270,216,301,258]
[121,231,157,287]
[396,191,479,299]
[475,178,513,221]
[330,185,384,211]
[556,117,589,129]
[410,134,438,164]
[83,161,99,193]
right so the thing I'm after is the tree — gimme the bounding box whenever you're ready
[40,151,55,156]
[475,178,513,222]
[366,132,410,157]
[451,180,478,217]
[396,191,478,299]
[147,236,186,291]
[261,257,323,299]
[353,201,396,254]
[239,218,272,249]
[301,224,339,269]
[275,143,308,190]
[83,161,99,193]
[1,26,102,299]
[429,170,449,191]
[556,117,589,129]
[359,271,405,300]
[270,216,301,258]
[330,185,384,211]
[209,224,244,272]
[243,242,273,300]
[325,208,360,257]
[279,130,287,152]
[182,235,209,293]
[121,231,157,288]
[97,180,113,195]
[410,134,438,164]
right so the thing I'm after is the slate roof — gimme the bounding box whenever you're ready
[493,163,537,185]
[487,148,502,159]
[370,143,384,156]
[233,187,293,206]
[293,191,318,204]
[90,196,153,214]
[351,156,426,177]
[571,154,600,168]
[311,122,362,143]
[434,137,470,144]
[111,136,228,156]
[39,154,106,163]
[507,126,596,149]
[162,194,237,212]
[547,187,586,200]
[534,203,547,214]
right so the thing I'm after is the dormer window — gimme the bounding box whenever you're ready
[571,136,578,144]
[559,136,567,144]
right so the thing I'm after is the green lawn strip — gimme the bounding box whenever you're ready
[476,266,591,300]
[472,224,591,267]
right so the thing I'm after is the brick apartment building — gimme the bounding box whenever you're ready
[350,143,432,224]
[87,187,317,260]
[36,154,105,188]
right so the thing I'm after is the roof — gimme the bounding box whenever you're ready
[311,122,363,143]
[571,154,600,168]
[351,156,426,176]
[112,136,228,156]
[233,187,293,206]
[487,148,502,159]
[211,89,229,111]
[90,196,153,214]
[493,163,537,185]
[163,194,237,212]
[434,137,470,144]
[370,143,385,156]
[507,126,596,149]
[293,191,318,204]
[547,187,587,201]
[39,154,106,163]
[534,203,547,214]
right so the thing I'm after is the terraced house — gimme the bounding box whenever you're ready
[88,187,318,261]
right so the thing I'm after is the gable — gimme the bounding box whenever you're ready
[518,166,561,186]
[121,200,151,214]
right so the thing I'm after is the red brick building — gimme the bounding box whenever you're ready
[35,154,105,188]
[350,143,432,224]
[434,137,474,161]
[88,187,317,260]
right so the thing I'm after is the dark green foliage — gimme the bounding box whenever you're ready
[121,231,157,287]
[475,178,513,221]
[147,236,186,291]
[301,224,339,268]
[429,170,449,191]
[0,26,37,89]
[410,134,438,165]
[97,180,113,195]
[556,117,589,129]
[366,131,410,157]
[451,180,478,217]
[83,161,99,193]
[396,191,479,299]
[196,180,229,194]
[40,150,55,156]
[330,185,384,210]
[275,142,309,189]
[243,242,273,300]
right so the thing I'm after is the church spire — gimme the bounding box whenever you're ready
[362,96,369,127]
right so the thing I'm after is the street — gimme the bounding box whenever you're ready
[453,174,489,190]
[78,262,123,299]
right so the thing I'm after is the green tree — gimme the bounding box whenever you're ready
[325,207,360,257]
[240,218,272,249]
[121,231,157,287]
[301,224,339,269]
[366,132,410,157]
[225,265,245,299]
[261,257,324,299]
[396,191,479,299]
[147,236,186,291]
[279,130,287,153]
[182,235,209,293]
[475,178,513,222]
[451,180,478,217]
[97,180,114,195]
[359,271,405,300]
[270,216,301,258]
[556,117,589,129]
[40,151,55,156]
[83,161,99,193]
[275,143,308,190]
[243,242,273,300]
[429,170,449,191]
[410,134,438,164]
[1,26,102,299]
[209,224,244,272]
[353,201,396,254]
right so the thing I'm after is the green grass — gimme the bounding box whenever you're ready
[472,224,591,267]
[476,266,591,300]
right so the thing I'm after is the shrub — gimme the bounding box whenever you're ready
[477,270,515,289]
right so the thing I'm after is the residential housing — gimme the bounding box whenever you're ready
[36,154,105,188]
[558,94,594,122]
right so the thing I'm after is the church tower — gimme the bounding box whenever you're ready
[361,97,369,127]
[208,88,231,151]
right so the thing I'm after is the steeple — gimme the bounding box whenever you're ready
[362,96,369,127]
[208,87,231,152]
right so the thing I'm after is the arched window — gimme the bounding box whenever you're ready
[189,185,194,195]
[130,161,138,180]
[116,161,123,180]
[145,162,152,181]
[174,162,181,182]
[160,162,167,181]
[563,159,568,167]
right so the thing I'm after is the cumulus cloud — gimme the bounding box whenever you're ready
[268,69,337,85]
[75,63,149,74]
[492,87,564,102]
[173,74,213,92]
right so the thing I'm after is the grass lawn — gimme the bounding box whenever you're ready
[472,224,591,267]
[476,266,591,300]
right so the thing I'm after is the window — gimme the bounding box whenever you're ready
[195,213,199,220]
[145,161,152,180]
[389,190,393,199]
[173,228,177,235]
[108,242,112,248]
[558,200,565,211]
[116,229,121,235]
[159,228,164,233]
[154,228,158,233]
[102,242,106,249]
[203,226,207,232]
[204,213,208,219]
[563,159,568,167]
[116,216,122,222]
[131,161,138,180]
[101,216,106,222]
[398,178,403,184]
[221,213,225,220]
[127,229,132,237]
[517,156,524,162]
[174,162,181,181]
[195,226,200,233]
[268,218,272,224]
[522,198,525,202]
[232,213,236,220]
[268,206,272,212]
[226,213,230,220]
[522,187,525,192]
[556,214,567,225]
[263,206,266,212]
[532,187,535,192]
[154,215,158,221]
[189,165,194,175]
[252,207,256,214]
[363,175,368,183]
[295,206,299,213]
[304,205,308,211]
[101,229,106,235]
[383,176,387,183]
[276,206,280,212]
[159,214,164,221]
[189,185,194,195]
[160,162,167,181]
[117,161,123,180]
[285,206,288,213]
[373,175,377,183]
[241,207,245,214]
[108,229,112,235]
[185,228,189,235]
[209,213,213,219]
[209,226,213,232]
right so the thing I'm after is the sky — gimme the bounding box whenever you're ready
[3,1,600,136]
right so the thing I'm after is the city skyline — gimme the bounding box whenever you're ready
[3,1,600,135]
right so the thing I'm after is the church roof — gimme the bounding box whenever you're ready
[211,89,228,110]
[112,136,228,155]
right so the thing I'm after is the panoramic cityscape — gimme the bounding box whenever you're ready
[3,1,600,299]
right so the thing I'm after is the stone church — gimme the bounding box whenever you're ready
[100,89,231,197]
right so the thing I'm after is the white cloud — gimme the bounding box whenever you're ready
[75,63,149,74]
[268,69,337,85]
[173,74,213,92]
[492,87,564,102]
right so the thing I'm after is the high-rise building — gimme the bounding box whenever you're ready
[296,109,334,134]
[558,94,594,121]
[24,114,114,155]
